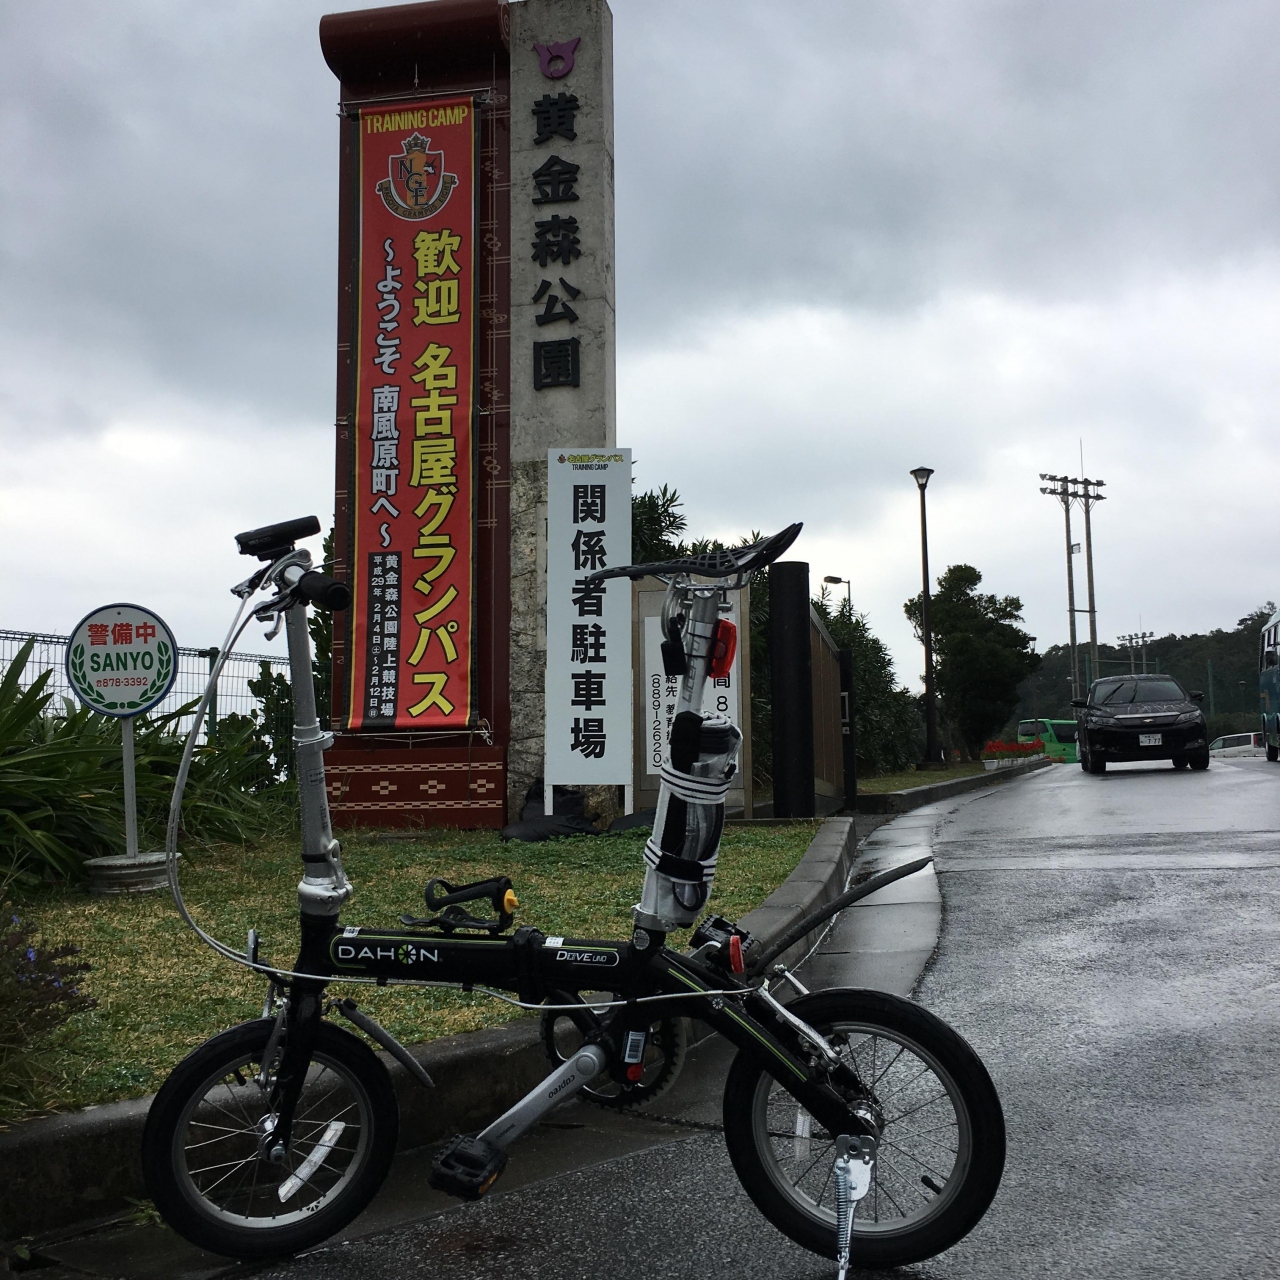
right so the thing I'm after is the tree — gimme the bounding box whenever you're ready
[813,590,923,774]
[631,485,687,563]
[904,565,1039,758]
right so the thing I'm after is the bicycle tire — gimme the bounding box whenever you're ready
[142,1018,398,1260]
[722,988,1004,1269]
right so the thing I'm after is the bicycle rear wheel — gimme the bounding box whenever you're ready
[723,989,1004,1269]
[142,1018,398,1260]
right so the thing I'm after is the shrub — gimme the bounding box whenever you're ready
[0,640,277,885]
[981,738,1045,760]
[0,913,96,1124]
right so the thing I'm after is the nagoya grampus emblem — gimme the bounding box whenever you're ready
[377,133,457,220]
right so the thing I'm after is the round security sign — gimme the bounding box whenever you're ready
[65,603,178,717]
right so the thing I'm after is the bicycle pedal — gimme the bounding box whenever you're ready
[428,1134,508,1201]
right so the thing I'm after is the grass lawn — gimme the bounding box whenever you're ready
[855,763,987,794]
[16,821,820,1112]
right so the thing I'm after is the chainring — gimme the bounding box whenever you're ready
[540,999,688,1111]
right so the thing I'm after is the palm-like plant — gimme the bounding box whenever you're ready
[1,641,273,886]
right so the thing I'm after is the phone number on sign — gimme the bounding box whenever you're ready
[95,677,150,688]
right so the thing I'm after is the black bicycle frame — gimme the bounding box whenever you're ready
[281,915,871,1140]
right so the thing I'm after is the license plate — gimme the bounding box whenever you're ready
[1139,733,1162,746]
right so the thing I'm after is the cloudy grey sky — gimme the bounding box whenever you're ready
[3,0,1278,686]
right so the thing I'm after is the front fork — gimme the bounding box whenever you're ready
[655,953,879,1142]
[263,983,325,1161]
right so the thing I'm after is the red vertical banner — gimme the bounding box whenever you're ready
[348,97,476,731]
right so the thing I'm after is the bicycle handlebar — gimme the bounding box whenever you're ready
[294,569,351,612]
[586,522,803,586]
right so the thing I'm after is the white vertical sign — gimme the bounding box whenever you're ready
[545,448,633,785]
[642,596,742,775]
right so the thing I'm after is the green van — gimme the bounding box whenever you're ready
[1017,718,1079,763]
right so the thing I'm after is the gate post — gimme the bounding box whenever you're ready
[769,561,814,818]
[839,648,857,810]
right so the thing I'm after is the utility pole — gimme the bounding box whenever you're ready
[1073,477,1105,677]
[1139,631,1152,674]
[1042,472,1106,698]
[1029,637,1038,718]
[1040,475,1080,699]
[1206,658,1216,715]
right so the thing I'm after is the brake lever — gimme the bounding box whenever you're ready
[231,566,270,599]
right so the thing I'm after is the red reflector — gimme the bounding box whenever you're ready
[626,1063,644,1082]
[728,934,744,974]
[709,620,738,679]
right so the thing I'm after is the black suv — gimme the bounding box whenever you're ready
[1073,675,1210,773]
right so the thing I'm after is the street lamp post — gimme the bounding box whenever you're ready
[822,575,852,612]
[1118,630,1153,675]
[1118,633,1137,673]
[910,467,942,767]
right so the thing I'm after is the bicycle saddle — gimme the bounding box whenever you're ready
[585,522,802,586]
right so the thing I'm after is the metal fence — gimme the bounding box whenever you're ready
[0,629,291,733]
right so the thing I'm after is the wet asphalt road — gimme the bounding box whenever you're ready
[241,757,1280,1280]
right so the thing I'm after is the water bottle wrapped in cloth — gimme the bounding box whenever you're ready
[636,708,741,929]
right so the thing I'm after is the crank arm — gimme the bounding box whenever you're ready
[477,1044,608,1149]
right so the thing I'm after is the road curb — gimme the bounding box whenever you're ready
[854,756,1054,813]
[0,817,857,1241]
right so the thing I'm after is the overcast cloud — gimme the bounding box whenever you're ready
[2,0,1278,686]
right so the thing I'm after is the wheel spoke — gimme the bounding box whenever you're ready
[879,1136,952,1184]
[198,1096,261,1133]
[875,1059,935,1102]
[185,1131,259,1152]
[885,1126,958,1160]
[219,1075,262,1133]
[868,1042,906,1090]
[191,1155,260,1196]
[789,1144,834,1188]
[884,1088,950,1125]
[873,1170,910,1220]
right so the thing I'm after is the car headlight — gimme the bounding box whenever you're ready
[1176,711,1201,724]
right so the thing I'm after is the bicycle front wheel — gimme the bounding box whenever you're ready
[723,988,1004,1269]
[142,1018,398,1260]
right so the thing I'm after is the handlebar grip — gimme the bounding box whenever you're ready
[295,570,351,611]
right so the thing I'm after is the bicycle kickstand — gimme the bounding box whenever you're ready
[833,1134,877,1280]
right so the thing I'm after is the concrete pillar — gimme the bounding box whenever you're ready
[507,0,615,818]
[770,561,815,818]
